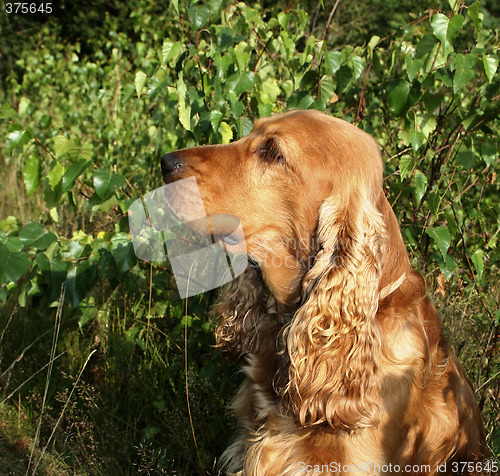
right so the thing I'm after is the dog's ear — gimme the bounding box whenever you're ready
[284,190,384,430]
[216,266,277,359]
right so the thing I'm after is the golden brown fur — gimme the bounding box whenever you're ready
[161,110,491,475]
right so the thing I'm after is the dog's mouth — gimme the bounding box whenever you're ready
[161,177,246,252]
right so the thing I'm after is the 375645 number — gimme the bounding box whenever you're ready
[5,3,52,14]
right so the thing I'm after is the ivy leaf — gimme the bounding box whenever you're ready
[426,226,451,261]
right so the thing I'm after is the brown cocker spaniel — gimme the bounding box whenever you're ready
[161,110,491,475]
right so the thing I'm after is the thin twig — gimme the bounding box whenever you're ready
[183,264,205,475]
[26,285,65,476]
[31,349,97,475]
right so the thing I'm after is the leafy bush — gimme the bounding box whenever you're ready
[1,0,498,473]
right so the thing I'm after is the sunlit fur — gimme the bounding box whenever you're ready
[163,110,489,475]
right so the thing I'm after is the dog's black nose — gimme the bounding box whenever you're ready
[161,152,184,180]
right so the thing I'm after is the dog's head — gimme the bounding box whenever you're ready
[161,110,384,306]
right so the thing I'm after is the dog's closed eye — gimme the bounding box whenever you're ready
[256,138,285,165]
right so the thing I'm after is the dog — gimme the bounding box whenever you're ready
[161,110,490,475]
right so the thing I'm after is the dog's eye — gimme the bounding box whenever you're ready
[257,138,285,164]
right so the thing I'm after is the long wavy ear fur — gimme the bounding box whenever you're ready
[215,266,276,359]
[284,190,385,430]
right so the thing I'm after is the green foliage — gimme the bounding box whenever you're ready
[1,0,499,472]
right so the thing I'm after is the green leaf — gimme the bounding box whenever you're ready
[335,66,352,94]
[415,34,436,60]
[219,122,233,144]
[62,159,90,193]
[47,161,64,190]
[452,54,476,94]
[210,110,223,133]
[64,260,97,307]
[53,135,74,159]
[481,142,497,167]
[35,253,70,301]
[188,5,210,29]
[388,79,410,115]
[4,236,23,253]
[135,71,147,98]
[426,226,451,261]
[277,11,289,29]
[467,2,483,31]
[413,170,428,204]
[177,73,192,131]
[112,241,137,275]
[399,155,413,181]
[367,35,381,60]
[431,13,463,56]
[405,57,424,82]
[6,125,32,153]
[19,222,57,250]
[162,41,183,65]
[319,76,335,104]
[439,254,458,280]
[23,154,41,196]
[324,51,342,75]
[0,103,16,120]
[494,310,500,327]
[287,91,314,110]
[0,243,31,284]
[456,150,479,169]
[227,72,255,96]
[94,168,110,199]
[470,249,484,280]
[349,56,365,81]
[483,55,498,83]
